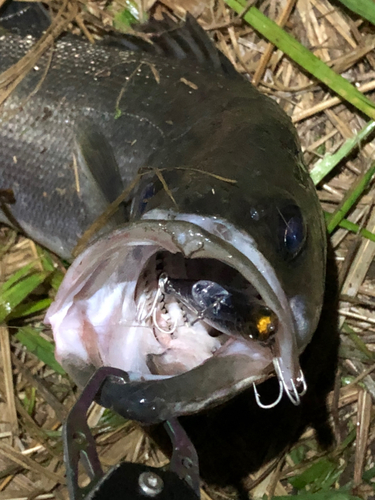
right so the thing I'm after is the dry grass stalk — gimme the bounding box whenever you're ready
[354,388,372,486]
[0,442,65,483]
[0,325,19,435]
[292,80,375,123]
[341,204,375,298]
[252,0,297,85]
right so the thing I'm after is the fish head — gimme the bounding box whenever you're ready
[45,91,326,422]
[126,97,327,406]
[45,188,325,420]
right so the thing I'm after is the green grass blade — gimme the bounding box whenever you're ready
[8,298,53,320]
[0,271,50,322]
[363,465,375,482]
[327,214,375,242]
[0,262,39,293]
[36,247,66,291]
[326,164,375,233]
[310,121,375,185]
[49,270,65,292]
[112,0,147,31]
[14,326,65,375]
[273,492,362,500]
[98,409,129,428]
[224,0,375,119]
[37,247,59,272]
[288,457,341,491]
[336,0,375,26]
[24,387,37,415]
[114,8,138,30]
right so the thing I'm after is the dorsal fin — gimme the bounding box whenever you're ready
[106,13,240,79]
[1,2,239,78]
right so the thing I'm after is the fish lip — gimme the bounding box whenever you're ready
[46,217,303,417]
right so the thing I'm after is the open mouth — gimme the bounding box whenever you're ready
[46,218,306,422]
[133,250,279,376]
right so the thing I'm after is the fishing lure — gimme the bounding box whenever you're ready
[160,274,278,343]
[156,274,306,409]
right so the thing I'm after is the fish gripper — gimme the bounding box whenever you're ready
[63,366,200,500]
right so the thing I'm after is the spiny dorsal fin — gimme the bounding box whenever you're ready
[106,13,240,79]
[1,2,240,77]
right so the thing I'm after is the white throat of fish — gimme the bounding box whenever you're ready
[46,215,307,409]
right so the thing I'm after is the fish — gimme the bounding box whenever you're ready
[0,2,327,424]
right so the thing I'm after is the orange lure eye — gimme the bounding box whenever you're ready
[255,312,279,341]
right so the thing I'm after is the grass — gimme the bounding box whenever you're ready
[335,0,375,26]
[326,163,375,233]
[310,121,375,185]
[224,0,375,119]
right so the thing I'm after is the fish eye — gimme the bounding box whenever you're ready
[278,205,306,259]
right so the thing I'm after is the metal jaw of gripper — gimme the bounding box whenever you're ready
[63,366,200,500]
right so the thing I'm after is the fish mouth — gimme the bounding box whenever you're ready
[45,217,306,423]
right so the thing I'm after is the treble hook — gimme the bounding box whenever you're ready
[152,305,178,334]
[140,274,167,323]
[295,369,307,397]
[137,274,168,323]
[253,378,283,409]
[273,357,307,406]
[149,274,177,334]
